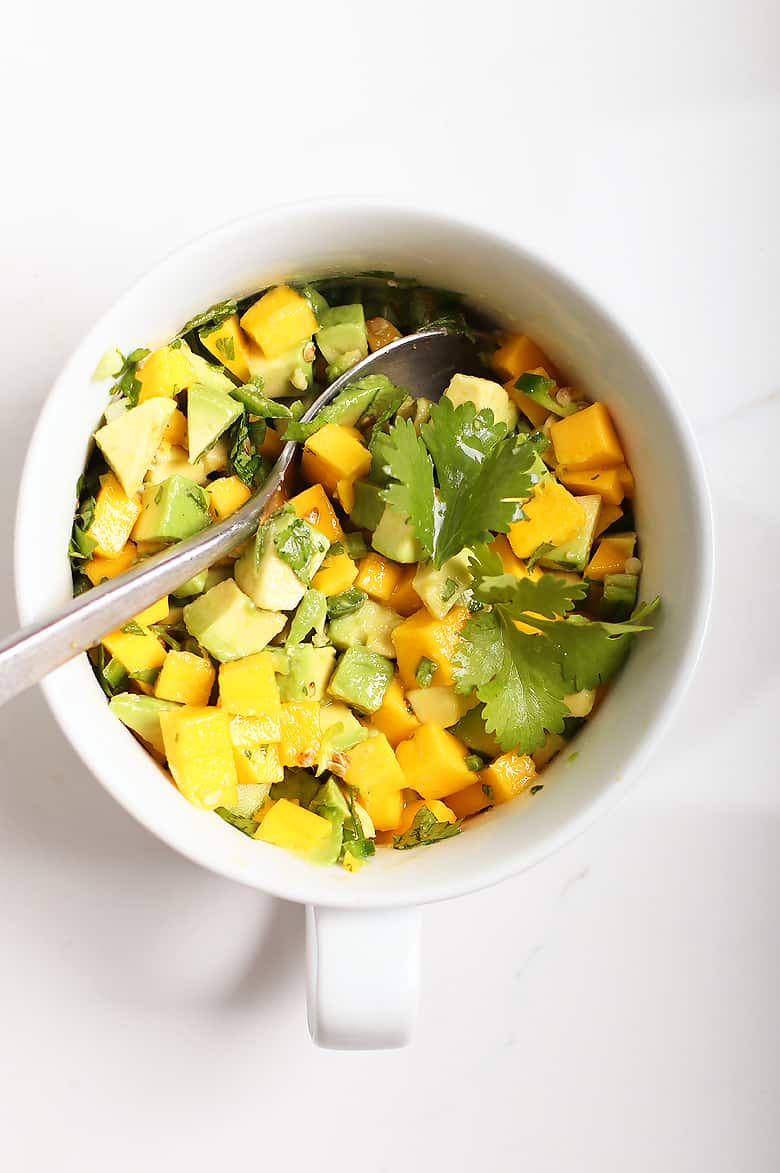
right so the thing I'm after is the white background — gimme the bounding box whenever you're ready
[1,2,778,1169]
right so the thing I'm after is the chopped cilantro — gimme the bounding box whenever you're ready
[128,667,160,685]
[514,372,580,418]
[179,299,237,337]
[227,414,262,487]
[393,806,463,850]
[326,587,367,620]
[214,335,236,362]
[109,347,151,407]
[215,808,257,836]
[463,755,483,772]
[414,656,437,688]
[120,621,145,635]
[229,379,293,419]
[274,516,320,584]
[441,577,460,602]
[530,784,544,795]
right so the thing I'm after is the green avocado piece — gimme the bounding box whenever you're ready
[311,777,350,822]
[349,480,385,531]
[328,598,402,659]
[235,512,329,612]
[371,504,423,564]
[172,569,209,598]
[451,704,502,759]
[185,351,237,395]
[412,550,473,620]
[278,645,337,702]
[187,384,243,462]
[246,339,314,398]
[270,769,320,808]
[327,646,394,714]
[94,398,177,496]
[319,701,368,751]
[133,475,210,543]
[539,494,601,572]
[221,782,270,819]
[316,304,368,364]
[183,578,285,662]
[109,693,180,754]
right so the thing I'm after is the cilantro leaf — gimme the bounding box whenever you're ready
[229,379,293,419]
[380,416,435,556]
[274,516,320,584]
[414,656,437,688]
[287,589,327,647]
[326,587,367,619]
[514,372,580,418]
[392,806,463,850]
[109,347,151,408]
[523,601,660,691]
[468,544,587,617]
[227,414,262,487]
[215,807,257,836]
[179,299,237,337]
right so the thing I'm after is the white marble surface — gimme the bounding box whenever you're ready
[1,2,778,1169]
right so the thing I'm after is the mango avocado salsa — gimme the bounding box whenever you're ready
[71,275,657,870]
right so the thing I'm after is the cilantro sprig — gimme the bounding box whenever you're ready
[108,347,151,408]
[393,806,463,850]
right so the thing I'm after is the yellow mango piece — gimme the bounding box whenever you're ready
[279,700,322,767]
[255,797,333,852]
[389,565,422,617]
[491,333,556,382]
[133,596,169,627]
[396,724,473,801]
[200,313,252,382]
[260,426,285,460]
[344,733,406,830]
[557,466,624,505]
[86,472,141,558]
[617,464,635,497]
[550,402,625,471]
[311,552,358,596]
[369,675,420,748]
[208,475,252,520]
[392,606,469,691]
[505,377,550,429]
[586,534,637,581]
[289,484,344,542]
[480,751,536,804]
[102,628,167,675]
[240,285,317,359]
[229,719,284,787]
[301,424,371,495]
[335,477,356,514]
[366,317,402,352]
[137,345,194,403]
[218,652,281,734]
[84,541,136,585]
[594,502,624,537]
[489,534,527,577]
[355,553,403,604]
[447,781,493,820]
[162,408,188,448]
[508,479,585,559]
[396,797,457,833]
[155,650,215,706]
[159,706,238,810]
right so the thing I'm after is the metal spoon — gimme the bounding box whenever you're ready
[0,328,482,706]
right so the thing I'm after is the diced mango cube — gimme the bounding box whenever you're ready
[505,376,550,429]
[335,478,356,514]
[301,425,371,496]
[344,732,406,830]
[508,479,585,559]
[480,751,536,803]
[255,797,333,853]
[489,534,527,577]
[229,719,284,787]
[550,402,625,471]
[162,408,188,447]
[396,797,457,833]
[356,553,403,604]
[208,475,252,520]
[86,472,141,558]
[84,541,136,585]
[137,345,194,403]
[392,606,469,691]
[218,652,281,736]
[389,565,422,617]
[132,596,169,627]
[159,706,238,810]
[366,317,402,352]
[557,466,624,505]
[586,535,637,581]
[369,675,420,747]
[491,333,556,382]
[311,552,358,596]
[240,285,317,359]
[289,484,344,542]
[155,650,215,706]
[447,781,493,820]
[200,313,252,382]
[617,464,634,497]
[279,700,321,767]
[594,502,624,537]
[396,724,473,800]
[102,628,167,676]
[259,426,284,460]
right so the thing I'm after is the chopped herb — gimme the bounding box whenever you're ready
[92,346,124,381]
[463,755,483,772]
[179,298,237,337]
[128,667,160,685]
[481,782,494,797]
[526,543,556,571]
[326,587,367,620]
[229,378,293,419]
[514,372,581,418]
[227,414,262,487]
[214,335,236,362]
[567,752,579,762]
[91,650,127,697]
[414,656,437,688]
[121,620,145,636]
[328,542,345,556]
[342,532,370,560]
[214,807,257,836]
[393,806,463,850]
[529,784,544,795]
[274,516,320,584]
[148,623,182,651]
[441,577,460,602]
[341,789,376,861]
[109,347,151,408]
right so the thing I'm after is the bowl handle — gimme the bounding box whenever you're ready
[305,904,421,1049]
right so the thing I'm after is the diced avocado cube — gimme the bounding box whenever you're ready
[183,578,285,663]
[246,339,313,398]
[319,701,369,751]
[278,645,337,702]
[444,373,518,432]
[300,285,329,321]
[221,782,270,819]
[540,494,601,572]
[235,512,329,612]
[133,475,210,543]
[349,480,385,531]
[109,693,180,754]
[327,646,394,714]
[187,384,243,462]
[412,550,473,620]
[451,704,502,758]
[599,572,639,620]
[316,305,368,364]
[371,504,424,564]
[326,350,363,383]
[311,777,350,821]
[185,350,237,395]
[270,768,321,808]
[328,598,403,659]
[94,398,177,497]
[172,569,209,598]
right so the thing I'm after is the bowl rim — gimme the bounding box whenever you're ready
[14,196,714,908]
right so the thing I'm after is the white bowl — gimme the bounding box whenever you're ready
[14,200,713,1046]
